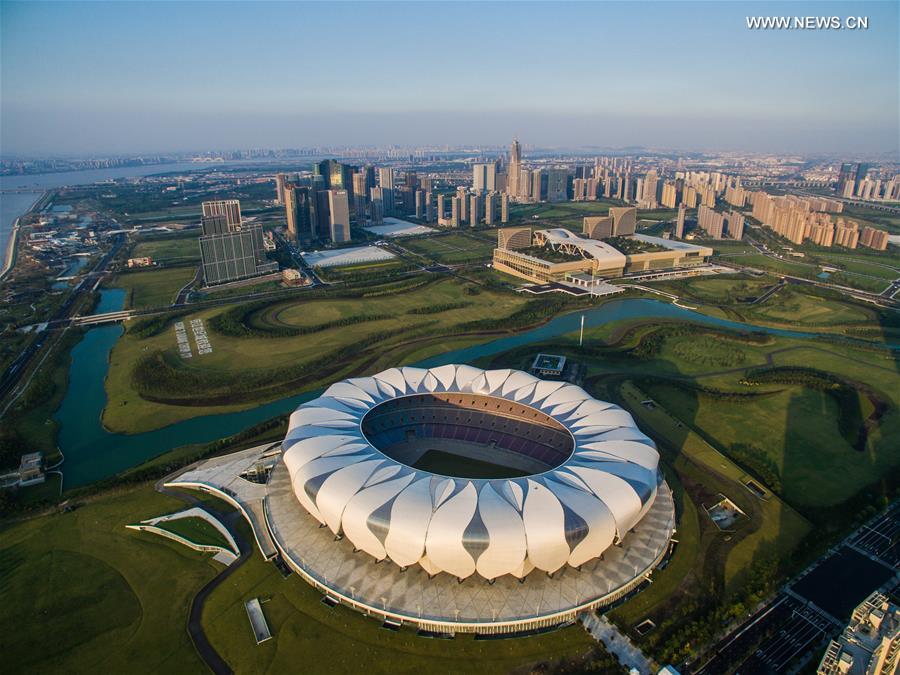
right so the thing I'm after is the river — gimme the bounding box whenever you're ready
[54,291,895,488]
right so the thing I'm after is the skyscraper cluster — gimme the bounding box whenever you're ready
[836,163,899,202]
[749,191,886,249]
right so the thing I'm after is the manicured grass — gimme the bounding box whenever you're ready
[749,286,872,326]
[403,233,496,264]
[109,266,197,309]
[618,381,811,590]
[103,277,530,433]
[637,380,890,508]
[412,449,527,479]
[156,515,232,550]
[132,233,201,263]
[0,485,217,673]
[202,551,593,675]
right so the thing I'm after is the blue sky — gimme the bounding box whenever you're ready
[1,1,897,155]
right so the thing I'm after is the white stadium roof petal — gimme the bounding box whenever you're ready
[282,365,661,580]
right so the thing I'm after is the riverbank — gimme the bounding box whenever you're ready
[0,190,48,282]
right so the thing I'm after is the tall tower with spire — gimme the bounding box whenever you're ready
[507,138,522,199]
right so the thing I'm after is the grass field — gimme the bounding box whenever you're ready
[131,232,201,264]
[403,233,496,264]
[156,515,233,550]
[1,486,217,673]
[103,277,533,433]
[412,449,528,479]
[201,549,593,675]
[637,380,891,508]
[617,381,811,589]
[109,266,196,309]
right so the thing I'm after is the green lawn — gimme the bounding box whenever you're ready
[109,266,196,309]
[202,550,593,675]
[403,233,496,264]
[156,515,233,551]
[132,233,201,263]
[103,277,532,433]
[0,485,217,673]
[618,381,811,590]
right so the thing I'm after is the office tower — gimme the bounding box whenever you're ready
[369,187,385,225]
[485,192,497,226]
[350,173,367,223]
[328,190,351,243]
[546,169,568,203]
[284,183,312,241]
[405,171,418,189]
[469,193,483,226]
[507,139,521,198]
[425,192,435,223]
[275,173,288,205]
[201,214,229,236]
[860,226,889,250]
[531,169,546,202]
[314,160,355,197]
[415,190,424,218]
[364,165,376,195]
[202,199,242,228]
[675,203,686,238]
[500,193,509,223]
[378,167,395,190]
[314,189,331,240]
[855,163,871,184]
[199,224,278,285]
[378,167,395,214]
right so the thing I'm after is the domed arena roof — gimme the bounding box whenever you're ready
[282,365,660,580]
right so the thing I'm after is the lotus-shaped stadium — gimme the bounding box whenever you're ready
[169,364,676,634]
[258,365,675,633]
[283,365,662,580]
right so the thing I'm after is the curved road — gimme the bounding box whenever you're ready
[158,480,253,674]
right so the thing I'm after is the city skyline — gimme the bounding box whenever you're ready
[1,1,897,156]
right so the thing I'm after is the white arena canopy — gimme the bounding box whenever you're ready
[301,245,396,268]
[364,217,436,238]
[282,365,661,581]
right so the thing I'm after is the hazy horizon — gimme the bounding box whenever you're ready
[2,1,898,157]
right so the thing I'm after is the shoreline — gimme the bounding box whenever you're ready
[1,190,46,282]
[0,218,22,281]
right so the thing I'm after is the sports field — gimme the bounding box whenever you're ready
[403,233,496,264]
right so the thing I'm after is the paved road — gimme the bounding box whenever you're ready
[159,481,253,675]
